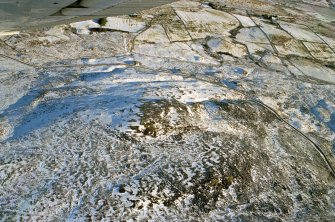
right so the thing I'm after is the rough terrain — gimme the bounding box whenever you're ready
[1,0,335,221]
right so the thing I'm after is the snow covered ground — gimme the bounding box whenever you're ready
[1,0,335,221]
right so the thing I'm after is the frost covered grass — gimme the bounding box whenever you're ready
[1,0,335,221]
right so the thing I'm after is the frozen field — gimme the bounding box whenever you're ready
[1,0,335,221]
